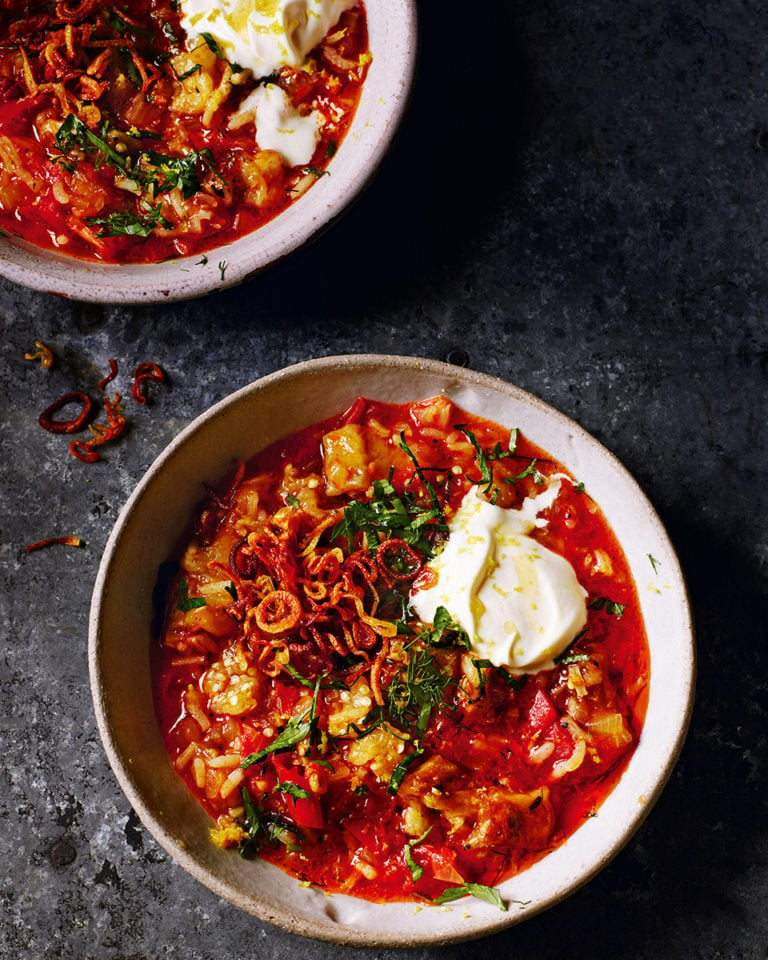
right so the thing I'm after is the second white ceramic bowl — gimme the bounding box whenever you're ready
[0,2,417,303]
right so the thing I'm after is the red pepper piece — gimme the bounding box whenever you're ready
[272,754,324,829]
[38,391,92,434]
[131,362,165,405]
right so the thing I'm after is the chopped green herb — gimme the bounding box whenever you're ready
[218,260,228,280]
[331,475,446,558]
[225,581,238,601]
[648,553,661,574]
[161,20,179,48]
[286,495,300,507]
[284,663,348,692]
[303,166,330,177]
[554,627,589,664]
[498,667,526,691]
[238,787,302,856]
[399,432,446,519]
[404,826,432,882]
[176,576,207,611]
[588,596,626,619]
[276,780,310,802]
[175,62,202,80]
[198,32,227,60]
[503,458,545,486]
[326,140,338,158]
[386,745,423,795]
[241,711,312,767]
[429,883,508,911]
[387,607,465,738]
[560,652,591,664]
[127,126,162,140]
[86,200,171,238]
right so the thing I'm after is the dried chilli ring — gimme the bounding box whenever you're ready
[69,440,100,463]
[98,357,118,391]
[24,339,54,369]
[253,590,302,634]
[131,362,165,405]
[376,538,423,581]
[38,391,92,434]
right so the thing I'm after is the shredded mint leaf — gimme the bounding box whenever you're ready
[176,576,207,611]
[199,32,227,59]
[503,458,545,486]
[588,596,626,619]
[386,745,423,795]
[404,826,432,882]
[430,883,508,911]
[86,199,171,237]
[331,474,446,558]
[276,780,310,802]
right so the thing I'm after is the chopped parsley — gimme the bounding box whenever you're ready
[86,200,171,238]
[53,114,226,236]
[331,474,446,558]
[387,607,466,740]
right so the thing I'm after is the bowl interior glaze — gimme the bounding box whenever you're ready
[89,355,695,946]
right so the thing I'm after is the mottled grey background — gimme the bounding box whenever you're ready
[1,0,767,957]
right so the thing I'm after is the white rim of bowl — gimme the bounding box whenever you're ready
[89,354,696,945]
[0,2,418,304]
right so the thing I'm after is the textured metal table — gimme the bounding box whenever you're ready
[2,1,767,957]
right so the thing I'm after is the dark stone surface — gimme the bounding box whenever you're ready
[1,0,767,956]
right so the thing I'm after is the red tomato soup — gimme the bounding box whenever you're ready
[0,0,369,263]
[153,397,650,904]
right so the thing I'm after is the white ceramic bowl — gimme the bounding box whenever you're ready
[0,3,417,304]
[89,355,695,946]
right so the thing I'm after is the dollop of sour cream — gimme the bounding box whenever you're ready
[231,84,321,167]
[410,485,588,674]
[179,0,356,166]
[179,0,358,79]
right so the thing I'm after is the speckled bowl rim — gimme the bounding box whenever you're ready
[0,2,417,304]
[89,354,696,946]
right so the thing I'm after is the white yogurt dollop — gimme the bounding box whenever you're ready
[231,83,321,166]
[179,0,358,78]
[410,485,588,673]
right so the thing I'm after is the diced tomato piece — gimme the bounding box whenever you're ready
[274,679,301,716]
[416,845,465,884]
[240,723,268,760]
[528,689,558,730]
[544,719,575,763]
